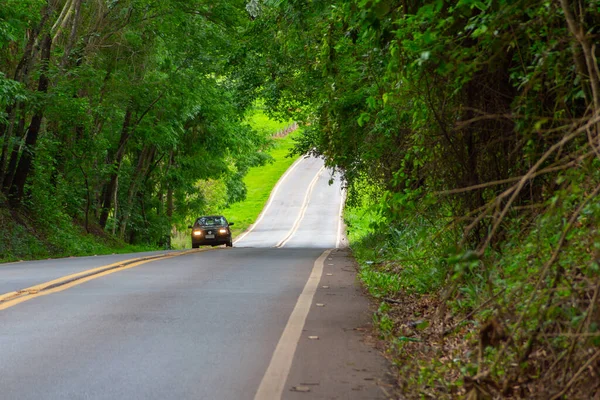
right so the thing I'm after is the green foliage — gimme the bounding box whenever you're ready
[245,103,294,136]
[246,0,600,397]
[346,182,452,296]
[0,0,271,252]
[0,195,152,263]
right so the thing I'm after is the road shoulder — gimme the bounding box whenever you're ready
[283,248,396,399]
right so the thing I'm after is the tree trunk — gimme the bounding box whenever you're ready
[119,145,155,239]
[111,174,118,236]
[165,151,174,249]
[7,34,53,204]
[1,116,26,193]
[0,106,18,183]
[98,106,132,228]
[166,187,173,249]
[61,0,83,68]
[79,165,90,233]
[13,5,50,85]
[51,0,74,43]
[1,5,51,189]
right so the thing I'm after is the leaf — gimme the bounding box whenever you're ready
[357,112,371,127]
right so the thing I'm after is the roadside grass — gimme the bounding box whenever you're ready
[346,200,449,298]
[245,107,294,135]
[0,205,154,264]
[345,197,476,397]
[346,178,600,398]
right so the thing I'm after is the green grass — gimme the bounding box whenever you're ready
[0,205,155,263]
[344,183,451,297]
[245,106,294,135]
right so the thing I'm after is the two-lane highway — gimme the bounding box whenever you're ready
[0,156,389,399]
[1,248,324,399]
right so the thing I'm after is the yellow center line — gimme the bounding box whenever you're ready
[0,249,204,311]
[275,166,325,248]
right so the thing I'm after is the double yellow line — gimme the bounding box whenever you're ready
[275,166,325,248]
[0,249,201,311]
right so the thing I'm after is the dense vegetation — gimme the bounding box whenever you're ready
[2,0,600,397]
[243,0,600,398]
[0,0,272,255]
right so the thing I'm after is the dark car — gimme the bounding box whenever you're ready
[189,215,234,248]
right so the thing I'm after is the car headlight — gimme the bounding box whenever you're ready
[219,228,227,234]
[193,230,202,236]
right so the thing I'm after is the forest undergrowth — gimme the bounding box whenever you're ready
[0,197,153,263]
[347,162,600,398]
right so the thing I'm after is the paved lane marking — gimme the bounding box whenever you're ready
[336,188,347,248]
[234,156,305,245]
[275,166,325,248]
[0,256,164,303]
[0,249,203,311]
[254,249,332,400]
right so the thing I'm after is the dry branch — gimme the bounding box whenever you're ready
[550,349,600,400]
[476,114,600,254]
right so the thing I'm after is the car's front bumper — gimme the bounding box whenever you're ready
[192,238,230,246]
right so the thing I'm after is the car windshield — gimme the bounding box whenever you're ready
[197,216,226,226]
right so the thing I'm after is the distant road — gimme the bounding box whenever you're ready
[234,156,344,248]
[0,157,390,399]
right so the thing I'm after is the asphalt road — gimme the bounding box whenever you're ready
[234,156,343,249]
[0,156,390,399]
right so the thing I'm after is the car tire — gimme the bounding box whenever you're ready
[192,243,199,249]
[226,240,233,247]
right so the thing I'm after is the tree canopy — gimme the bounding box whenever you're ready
[1,0,269,245]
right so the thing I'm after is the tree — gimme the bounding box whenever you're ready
[0,0,268,244]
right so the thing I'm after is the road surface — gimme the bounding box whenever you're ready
[0,156,392,399]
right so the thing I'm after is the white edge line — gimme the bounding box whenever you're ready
[233,156,305,245]
[254,249,332,400]
[336,186,346,248]
[275,166,325,248]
